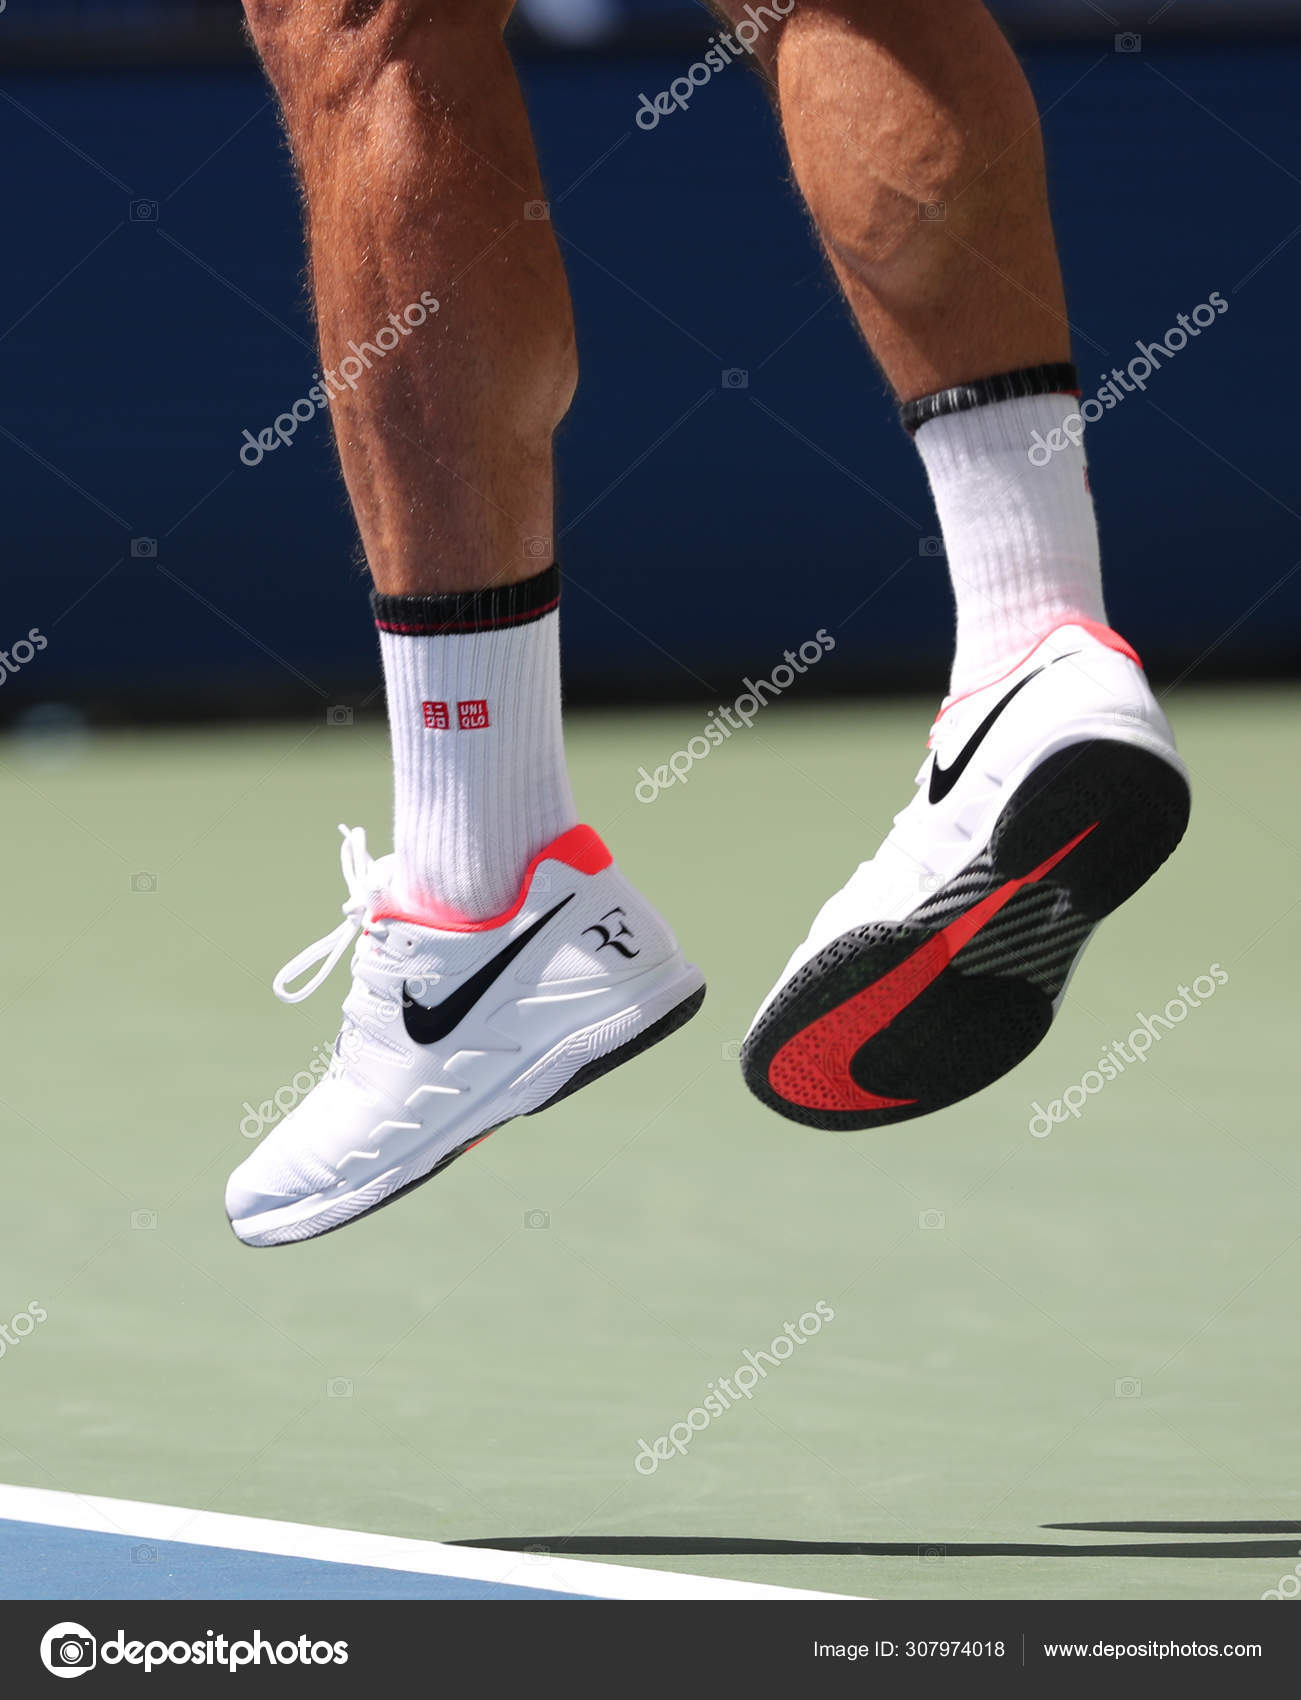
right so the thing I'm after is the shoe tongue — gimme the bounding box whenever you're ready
[363,853,399,918]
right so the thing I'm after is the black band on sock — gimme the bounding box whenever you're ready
[899,363,1080,436]
[371,564,560,636]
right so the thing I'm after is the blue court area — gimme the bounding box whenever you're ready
[0,1519,589,1601]
[0,1487,829,1600]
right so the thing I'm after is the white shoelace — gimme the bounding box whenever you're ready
[273,825,377,1005]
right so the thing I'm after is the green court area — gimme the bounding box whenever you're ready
[2,686,1298,1600]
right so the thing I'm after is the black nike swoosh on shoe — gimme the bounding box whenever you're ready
[928,652,1080,806]
[402,893,575,1046]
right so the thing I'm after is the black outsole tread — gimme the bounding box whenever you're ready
[742,741,1190,1131]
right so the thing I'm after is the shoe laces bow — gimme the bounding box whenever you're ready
[272,825,374,1004]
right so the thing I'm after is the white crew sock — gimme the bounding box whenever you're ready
[913,386,1107,697]
[373,566,577,920]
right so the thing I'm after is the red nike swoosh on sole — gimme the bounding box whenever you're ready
[767,824,1097,1113]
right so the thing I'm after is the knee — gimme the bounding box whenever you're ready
[243,1,510,112]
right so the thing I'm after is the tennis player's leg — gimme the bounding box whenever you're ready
[726,0,1190,1126]
[227,1,703,1245]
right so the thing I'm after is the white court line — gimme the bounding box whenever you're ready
[0,1483,862,1602]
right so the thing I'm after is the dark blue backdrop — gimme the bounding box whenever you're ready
[2,39,1299,717]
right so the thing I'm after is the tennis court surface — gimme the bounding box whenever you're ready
[2,687,1297,1601]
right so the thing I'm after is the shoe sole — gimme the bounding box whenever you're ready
[229,970,706,1247]
[740,740,1191,1131]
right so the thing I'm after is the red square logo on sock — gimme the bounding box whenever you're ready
[457,699,490,730]
[422,700,450,730]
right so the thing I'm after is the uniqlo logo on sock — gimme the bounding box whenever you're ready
[422,700,450,730]
[457,699,490,730]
